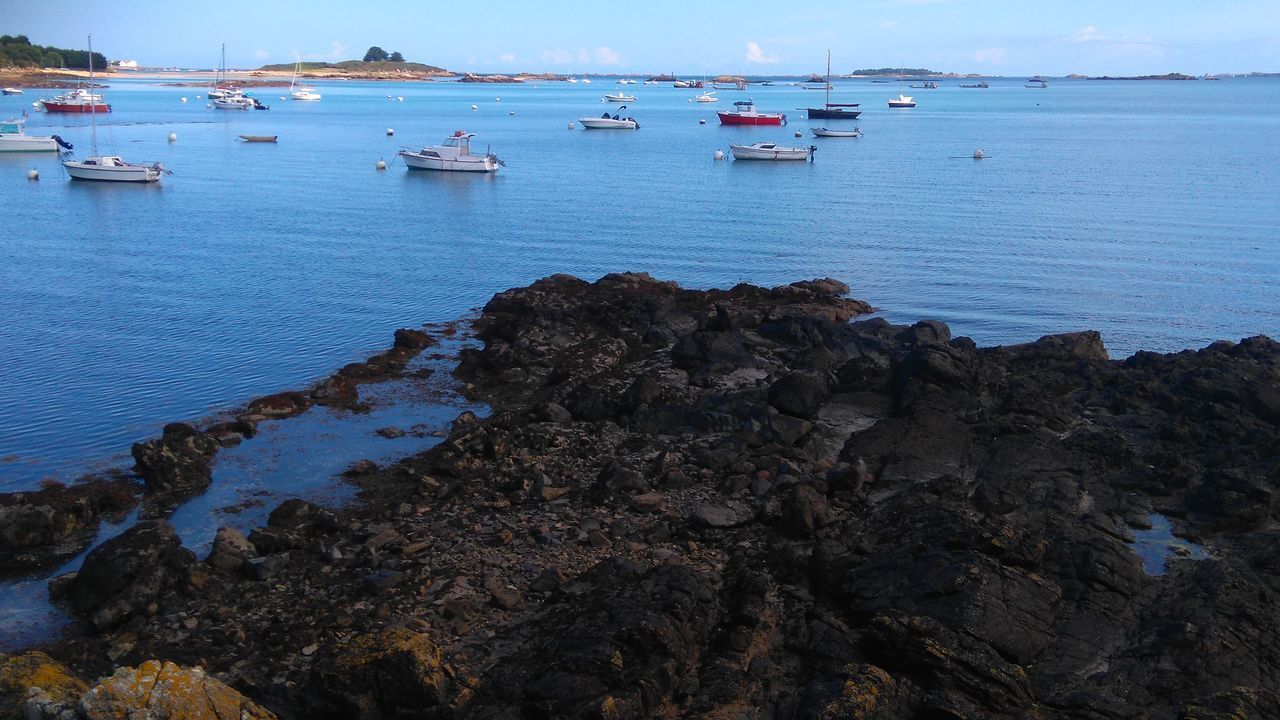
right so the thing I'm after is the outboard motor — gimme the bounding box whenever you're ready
[51,135,73,150]
[808,145,818,162]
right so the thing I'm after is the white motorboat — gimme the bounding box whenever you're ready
[581,78,591,84]
[603,92,635,102]
[61,35,164,183]
[398,130,502,172]
[289,59,322,101]
[566,77,579,83]
[212,95,253,110]
[695,91,717,102]
[2,87,22,95]
[730,142,815,161]
[578,106,639,129]
[811,127,862,137]
[887,94,916,108]
[0,117,72,152]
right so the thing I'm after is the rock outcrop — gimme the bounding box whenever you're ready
[0,479,137,575]
[34,273,1280,720]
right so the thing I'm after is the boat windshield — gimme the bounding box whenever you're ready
[0,122,19,133]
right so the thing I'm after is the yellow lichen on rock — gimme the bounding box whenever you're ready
[0,651,87,719]
[80,659,276,720]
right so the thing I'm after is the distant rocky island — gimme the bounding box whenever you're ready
[255,58,451,79]
[1089,72,1197,80]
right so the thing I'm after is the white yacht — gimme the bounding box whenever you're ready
[398,131,501,172]
[578,106,639,129]
[2,87,22,96]
[887,94,916,108]
[603,92,636,102]
[0,118,71,152]
[289,59,322,101]
[695,91,717,102]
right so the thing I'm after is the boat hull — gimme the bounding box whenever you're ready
[41,102,111,113]
[717,112,784,126]
[811,128,861,138]
[63,162,160,182]
[806,108,861,119]
[887,102,916,108]
[400,154,497,173]
[730,145,810,161]
[0,136,59,152]
[579,118,637,129]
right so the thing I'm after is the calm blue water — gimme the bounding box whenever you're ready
[1,76,1278,489]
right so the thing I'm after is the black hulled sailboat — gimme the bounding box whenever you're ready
[806,50,861,120]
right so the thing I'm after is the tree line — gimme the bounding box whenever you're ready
[362,46,405,63]
[0,34,108,70]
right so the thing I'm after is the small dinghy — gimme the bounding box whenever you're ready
[811,127,862,138]
[730,142,815,161]
[238,135,278,143]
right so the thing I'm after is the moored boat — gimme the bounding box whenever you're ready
[579,106,639,129]
[730,142,815,161]
[695,91,717,102]
[238,135,278,143]
[908,81,938,89]
[212,95,253,110]
[603,92,635,102]
[811,127,861,138]
[38,88,111,113]
[398,130,502,172]
[887,94,916,108]
[1025,79,1048,88]
[61,35,163,183]
[807,51,862,120]
[717,99,785,126]
[2,87,23,95]
[0,117,72,152]
[289,59,322,101]
[960,81,989,88]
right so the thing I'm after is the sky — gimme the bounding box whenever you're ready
[9,0,1280,75]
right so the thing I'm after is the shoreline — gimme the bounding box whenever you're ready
[2,273,1278,718]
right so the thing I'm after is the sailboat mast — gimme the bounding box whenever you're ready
[825,49,831,108]
[88,34,98,157]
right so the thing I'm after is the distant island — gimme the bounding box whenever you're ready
[256,59,450,79]
[1089,72,1197,81]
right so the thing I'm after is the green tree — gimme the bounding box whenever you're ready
[363,46,388,62]
[389,51,404,63]
[42,51,63,67]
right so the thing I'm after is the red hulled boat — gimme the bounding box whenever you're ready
[717,99,785,126]
[39,88,111,113]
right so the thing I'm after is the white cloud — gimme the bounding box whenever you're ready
[593,46,621,65]
[1073,25,1110,43]
[499,53,516,64]
[745,42,780,64]
[252,48,270,61]
[973,47,1007,64]
[328,40,348,61]
[541,49,573,64]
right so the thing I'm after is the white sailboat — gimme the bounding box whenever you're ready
[289,60,322,101]
[62,35,164,183]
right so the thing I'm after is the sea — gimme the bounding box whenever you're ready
[0,77,1277,634]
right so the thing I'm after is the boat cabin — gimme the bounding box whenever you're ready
[733,100,758,113]
[80,156,127,167]
[0,121,23,134]
[443,131,474,153]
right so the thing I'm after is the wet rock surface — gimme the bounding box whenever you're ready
[27,273,1280,719]
[0,479,137,576]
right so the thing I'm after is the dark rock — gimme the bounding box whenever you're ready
[393,327,435,349]
[130,423,220,496]
[0,479,137,574]
[781,485,836,537]
[363,569,406,594]
[309,374,359,408]
[206,526,256,573]
[245,552,290,581]
[376,427,407,439]
[246,391,311,419]
[530,566,566,593]
[690,500,756,529]
[65,521,195,631]
[768,370,833,419]
[342,459,379,477]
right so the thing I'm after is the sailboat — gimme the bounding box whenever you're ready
[289,60,322,101]
[807,51,861,120]
[63,35,164,182]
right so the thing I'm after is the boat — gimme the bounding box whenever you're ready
[730,142,814,161]
[887,94,916,108]
[1025,79,1048,88]
[398,130,502,172]
[289,60,322,101]
[0,117,73,152]
[603,92,636,102]
[62,35,163,183]
[959,81,989,89]
[212,95,253,110]
[238,135,278,143]
[566,77,579,84]
[694,91,717,102]
[802,84,833,90]
[717,99,785,126]
[38,87,110,113]
[642,80,659,85]
[579,106,639,129]
[908,81,938,89]
[2,87,22,95]
[811,127,861,138]
[807,51,862,120]
[581,78,591,84]
[673,80,704,89]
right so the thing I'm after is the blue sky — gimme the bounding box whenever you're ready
[10,0,1279,75]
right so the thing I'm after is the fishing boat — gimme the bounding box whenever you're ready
[579,106,639,129]
[62,35,164,182]
[212,94,253,110]
[807,51,861,120]
[908,81,938,89]
[38,88,110,113]
[2,88,22,95]
[730,142,815,161]
[695,91,717,102]
[673,80,704,89]
[1025,78,1048,89]
[603,92,636,102]
[238,135,278,143]
[959,81,989,89]
[811,127,861,138]
[887,94,916,108]
[398,130,502,172]
[0,117,73,152]
[717,99,785,126]
[289,60,322,101]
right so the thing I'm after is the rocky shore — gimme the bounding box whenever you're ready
[3,272,1280,719]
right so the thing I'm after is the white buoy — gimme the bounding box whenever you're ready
[27,168,39,180]
[180,97,188,103]
[196,95,203,99]
[386,128,394,136]
[168,132,177,142]
[973,148,985,159]
[376,159,387,170]
[713,150,725,161]
[568,122,575,129]
[386,95,392,99]
[495,97,500,102]
[471,104,478,110]
[796,131,803,137]
[397,96,403,102]
[279,96,286,100]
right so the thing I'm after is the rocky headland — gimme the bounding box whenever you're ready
[3,272,1280,719]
